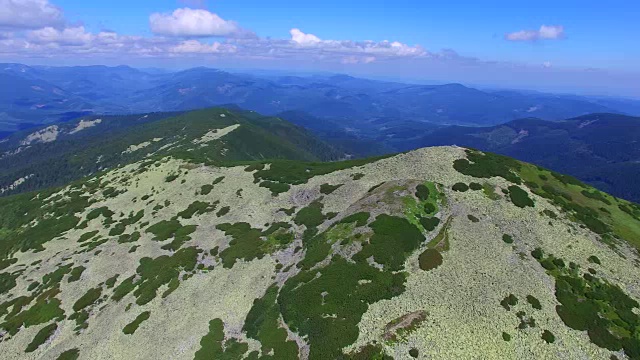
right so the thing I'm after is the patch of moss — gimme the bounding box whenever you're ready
[502,332,511,341]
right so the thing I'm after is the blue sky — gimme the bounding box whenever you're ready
[1,0,639,97]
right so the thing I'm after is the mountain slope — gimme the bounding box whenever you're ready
[1,146,640,359]
[407,113,640,202]
[0,108,341,196]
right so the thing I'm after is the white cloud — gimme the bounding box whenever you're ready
[27,26,92,46]
[149,8,253,38]
[505,25,565,42]
[0,0,64,29]
[543,61,552,68]
[170,40,236,54]
[290,28,321,46]
[341,56,376,64]
[284,28,426,60]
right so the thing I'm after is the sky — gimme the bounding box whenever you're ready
[1,0,639,98]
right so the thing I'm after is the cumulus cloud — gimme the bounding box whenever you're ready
[505,25,565,42]
[149,8,254,38]
[282,28,426,63]
[290,28,321,45]
[27,26,92,46]
[0,0,65,29]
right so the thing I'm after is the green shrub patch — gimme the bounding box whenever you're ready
[56,348,80,360]
[415,184,430,201]
[452,183,469,192]
[123,311,150,335]
[320,183,343,195]
[541,330,555,344]
[259,181,290,196]
[194,318,249,359]
[178,201,218,219]
[535,252,640,357]
[453,149,522,184]
[25,322,57,353]
[354,215,425,271]
[243,285,299,358]
[418,249,443,271]
[508,185,535,208]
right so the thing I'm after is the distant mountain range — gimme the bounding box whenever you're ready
[2,63,639,134]
[402,113,640,202]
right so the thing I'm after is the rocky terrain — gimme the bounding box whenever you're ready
[1,126,640,359]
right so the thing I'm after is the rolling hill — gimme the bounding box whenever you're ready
[0,108,342,196]
[1,110,640,359]
[405,113,640,203]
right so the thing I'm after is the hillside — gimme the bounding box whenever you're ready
[1,144,640,359]
[406,113,640,203]
[0,108,341,196]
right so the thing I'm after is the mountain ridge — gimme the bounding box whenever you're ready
[1,143,640,359]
